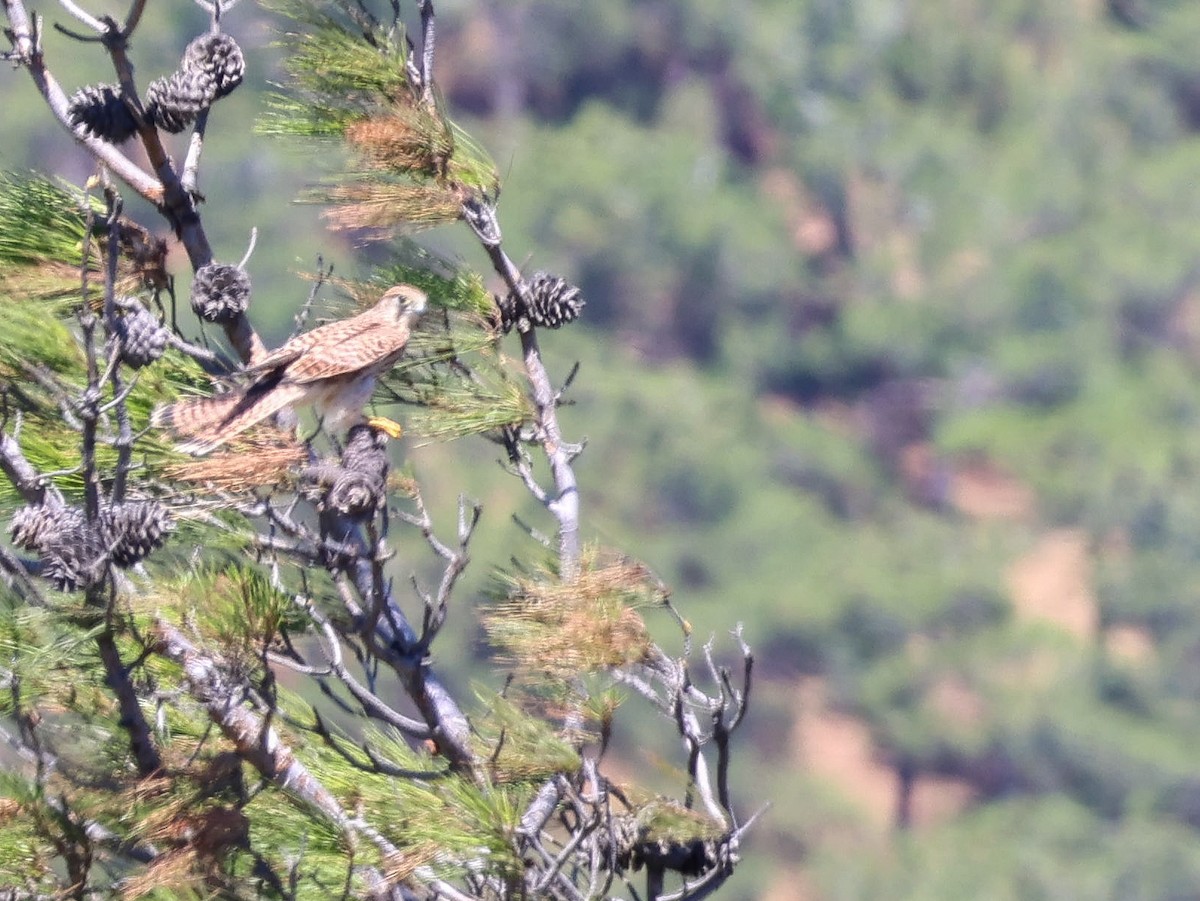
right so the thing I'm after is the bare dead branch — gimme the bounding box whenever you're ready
[181,108,210,197]
[461,197,581,578]
[295,593,433,739]
[0,432,53,506]
[150,618,356,828]
[416,0,436,108]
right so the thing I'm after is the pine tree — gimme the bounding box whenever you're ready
[0,1,755,898]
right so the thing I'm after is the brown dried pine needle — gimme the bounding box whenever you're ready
[163,430,308,490]
[485,557,660,678]
[118,847,200,900]
[382,842,441,884]
[322,181,462,232]
[345,109,453,179]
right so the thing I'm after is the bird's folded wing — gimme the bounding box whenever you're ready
[284,322,411,384]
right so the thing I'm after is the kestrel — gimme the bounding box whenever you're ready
[155,284,427,455]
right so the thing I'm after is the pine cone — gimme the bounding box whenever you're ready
[145,68,216,134]
[68,83,138,143]
[498,272,585,333]
[9,504,81,553]
[40,517,106,592]
[184,33,245,100]
[115,300,168,369]
[327,425,389,518]
[190,263,251,323]
[327,470,383,519]
[493,292,523,334]
[341,424,389,483]
[101,501,172,567]
[527,272,585,329]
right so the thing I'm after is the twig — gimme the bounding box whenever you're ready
[290,258,331,340]
[55,0,106,33]
[416,0,436,108]
[294,594,433,739]
[120,0,146,35]
[0,432,53,506]
[237,226,258,269]
[103,192,134,502]
[320,505,479,774]
[0,546,46,607]
[181,109,209,197]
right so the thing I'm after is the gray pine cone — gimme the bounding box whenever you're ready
[190,263,251,323]
[115,301,168,369]
[10,504,81,553]
[40,515,106,593]
[184,33,245,100]
[493,292,521,334]
[101,501,172,567]
[327,470,383,519]
[145,68,215,133]
[68,84,138,143]
[527,272,585,328]
[328,425,389,518]
[341,424,389,483]
[498,272,585,333]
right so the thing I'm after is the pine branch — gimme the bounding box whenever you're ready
[328,518,479,774]
[461,199,582,579]
[1,1,163,204]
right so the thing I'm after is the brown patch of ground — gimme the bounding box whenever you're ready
[1106,624,1156,665]
[896,444,1037,519]
[1006,529,1097,639]
[927,676,987,727]
[794,679,895,831]
[951,456,1036,520]
[792,679,975,833]
[760,168,841,260]
[909,775,978,827]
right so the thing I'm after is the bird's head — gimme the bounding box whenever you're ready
[377,284,428,319]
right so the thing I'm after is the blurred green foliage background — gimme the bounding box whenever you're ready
[10,0,1200,896]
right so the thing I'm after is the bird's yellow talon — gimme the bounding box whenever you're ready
[367,416,404,439]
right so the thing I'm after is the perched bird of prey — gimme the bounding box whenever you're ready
[155,284,427,455]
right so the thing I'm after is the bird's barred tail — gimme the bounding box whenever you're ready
[152,394,246,456]
[152,383,305,456]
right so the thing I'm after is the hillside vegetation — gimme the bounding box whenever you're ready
[7,0,1200,896]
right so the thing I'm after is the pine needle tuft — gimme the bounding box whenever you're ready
[483,549,663,683]
[320,179,463,232]
[162,430,308,491]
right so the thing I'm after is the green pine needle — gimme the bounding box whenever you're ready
[259,3,411,137]
[473,689,582,782]
[0,172,91,269]
[260,0,499,228]
[371,249,496,319]
[395,368,532,443]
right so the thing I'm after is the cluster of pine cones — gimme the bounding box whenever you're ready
[10,500,173,592]
[68,32,245,142]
